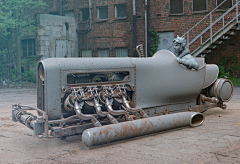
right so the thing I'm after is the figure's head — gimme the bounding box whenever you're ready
[173,35,186,53]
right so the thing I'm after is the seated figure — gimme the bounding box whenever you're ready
[173,35,199,70]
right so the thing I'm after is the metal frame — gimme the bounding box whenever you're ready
[168,0,240,56]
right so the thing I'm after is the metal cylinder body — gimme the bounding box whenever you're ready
[82,112,204,146]
[208,78,233,102]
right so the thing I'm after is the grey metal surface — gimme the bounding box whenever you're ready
[133,50,205,108]
[11,49,234,141]
[82,112,204,146]
[202,64,219,89]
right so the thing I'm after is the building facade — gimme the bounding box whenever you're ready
[9,0,240,74]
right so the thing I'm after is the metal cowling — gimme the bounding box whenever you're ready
[82,112,204,146]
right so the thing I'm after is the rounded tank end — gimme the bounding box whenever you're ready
[82,130,93,147]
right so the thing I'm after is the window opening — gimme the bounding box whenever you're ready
[82,50,92,57]
[97,6,108,20]
[80,8,89,22]
[22,39,35,57]
[115,4,127,18]
[98,49,109,57]
[193,0,207,12]
[217,0,232,9]
[116,48,128,57]
[170,0,183,14]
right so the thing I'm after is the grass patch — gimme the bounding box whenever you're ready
[229,78,240,86]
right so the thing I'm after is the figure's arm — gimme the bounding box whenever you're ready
[177,57,199,70]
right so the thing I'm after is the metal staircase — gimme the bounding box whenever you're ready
[169,0,240,57]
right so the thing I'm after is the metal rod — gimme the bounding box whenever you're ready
[237,0,239,23]
[223,16,224,27]
[16,105,46,115]
[210,13,212,43]
[82,112,204,146]
[145,9,147,57]
[44,114,48,138]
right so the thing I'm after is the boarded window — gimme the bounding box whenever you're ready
[65,10,74,17]
[80,8,89,22]
[217,0,232,9]
[49,11,59,15]
[115,4,127,18]
[116,48,128,57]
[170,0,183,14]
[22,39,35,57]
[98,49,109,57]
[97,6,108,20]
[193,0,207,11]
[82,50,92,57]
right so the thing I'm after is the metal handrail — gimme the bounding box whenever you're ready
[168,0,240,56]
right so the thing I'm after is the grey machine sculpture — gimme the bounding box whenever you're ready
[11,36,233,147]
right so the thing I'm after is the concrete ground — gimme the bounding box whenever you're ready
[0,87,239,164]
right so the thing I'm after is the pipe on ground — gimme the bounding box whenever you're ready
[82,112,204,146]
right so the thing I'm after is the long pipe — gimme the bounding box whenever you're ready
[82,112,204,146]
[88,0,92,32]
[145,0,149,57]
[133,0,137,57]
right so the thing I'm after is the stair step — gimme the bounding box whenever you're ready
[217,36,230,41]
[212,41,223,45]
[224,31,235,36]
[206,45,217,50]
[202,50,212,54]
[199,54,206,57]
[231,25,240,31]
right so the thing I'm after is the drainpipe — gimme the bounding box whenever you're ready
[88,0,92,32]
[145,0,148,57]
[147,0,150,57]
[133,0,137,57]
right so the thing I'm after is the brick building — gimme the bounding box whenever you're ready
[10,0,240,74]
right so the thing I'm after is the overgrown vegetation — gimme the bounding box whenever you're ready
[0,49,39,88]
[149,28,160,57]
[218,55,240,86]
[0,0,47,87]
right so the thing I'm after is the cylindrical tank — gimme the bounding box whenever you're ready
[82,112,204,146]
[208,78,233,102]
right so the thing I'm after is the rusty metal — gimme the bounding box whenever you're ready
[11,49,234,145]
[82,112,204,146]
[208,78,233,102]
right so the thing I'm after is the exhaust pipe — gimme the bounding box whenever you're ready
[82,112,204,146]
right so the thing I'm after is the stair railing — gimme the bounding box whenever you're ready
[168,0,240,56]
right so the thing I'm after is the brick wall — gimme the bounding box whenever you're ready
[34,0,240,76]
